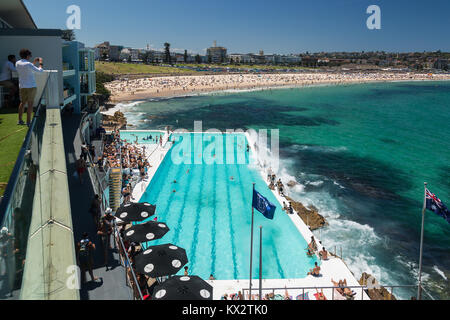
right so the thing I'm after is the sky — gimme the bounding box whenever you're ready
[23,0,450,54]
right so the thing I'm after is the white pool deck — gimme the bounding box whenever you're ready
[124,130,369,300]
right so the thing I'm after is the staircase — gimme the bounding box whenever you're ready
[109,167,122,211]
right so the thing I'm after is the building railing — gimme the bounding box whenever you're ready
[0,79,47,299]
[0,71,78,300]
[242,284,435,301]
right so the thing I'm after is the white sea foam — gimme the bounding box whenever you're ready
[308,180,324,187]
[433,265,448,281]
[101,100,144,116]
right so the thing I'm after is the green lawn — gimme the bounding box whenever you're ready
[95,61,200,76]
[0,108,28,195]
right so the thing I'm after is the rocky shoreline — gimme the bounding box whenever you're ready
[284,194,328,230]
[359,272,397,300]
[102,110,127,130]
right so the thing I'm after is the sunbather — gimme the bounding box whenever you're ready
[315,288,326,300]
[319,247,328,260]
[284,286,292,300]
[307,262,321,276]
[331,279,356,298]
[308,236,318,252]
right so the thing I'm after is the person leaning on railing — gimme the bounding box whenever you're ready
[15,49,44,126]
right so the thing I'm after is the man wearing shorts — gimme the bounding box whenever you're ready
[15,49,44,126]
[0,55,18,108]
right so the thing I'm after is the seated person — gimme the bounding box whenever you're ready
[288,203,294,214]
[307,262,321,277]
[282,201,288,211]
[331,279,356,298]
[308,236,318,252]
[284,286,292,300]
[315,288,326,300]
[306,247,315,256]
[319,247,328,260]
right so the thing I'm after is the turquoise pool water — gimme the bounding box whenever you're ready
[138,132,318,280]
[120,130,165,144]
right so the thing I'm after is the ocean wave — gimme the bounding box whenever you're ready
[290,144,348,153]
[101,100,144,116]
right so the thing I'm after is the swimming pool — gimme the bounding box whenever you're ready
[138,132,318,280]
[120,130,165,144]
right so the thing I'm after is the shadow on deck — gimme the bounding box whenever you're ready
[62,113,133,300]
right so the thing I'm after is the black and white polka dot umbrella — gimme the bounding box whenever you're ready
[123,221,169,243]
[152,276,213,300]
[115,202,156,223]
[134,243,188,278]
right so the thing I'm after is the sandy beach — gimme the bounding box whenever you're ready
[105,72,450,103]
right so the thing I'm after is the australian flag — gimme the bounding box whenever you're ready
[425,188,450,224]
[252,189,276,220]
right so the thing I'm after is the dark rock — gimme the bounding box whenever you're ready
[359,272,397,300]
[284,196,327,230]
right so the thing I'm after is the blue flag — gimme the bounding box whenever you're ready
[252,189,276,220]
[426,188,450,224]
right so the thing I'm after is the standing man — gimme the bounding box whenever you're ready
[0,55,18,108]
[76,233,98,283]
[75,155,87,185]
[98,211,113,270]
[15,49,44,126]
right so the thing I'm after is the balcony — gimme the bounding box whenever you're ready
[0,71,78,300]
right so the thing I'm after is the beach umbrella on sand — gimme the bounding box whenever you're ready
[123,221,169,243]
[152,276,213,300]
[115,202,156,222]
[134,244,188,278]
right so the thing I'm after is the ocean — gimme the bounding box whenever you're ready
[119,81,450,299]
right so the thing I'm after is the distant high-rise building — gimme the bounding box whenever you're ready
[207,41,227,63]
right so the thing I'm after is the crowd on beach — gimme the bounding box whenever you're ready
[105,72,450,101]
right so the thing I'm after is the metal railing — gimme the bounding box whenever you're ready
[242,284,435,301]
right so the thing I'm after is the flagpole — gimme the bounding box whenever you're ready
[417,182,427,300]
[259,226,263,300]
[249,183,255,300]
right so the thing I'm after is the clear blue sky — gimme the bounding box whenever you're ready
[24,0,450,54]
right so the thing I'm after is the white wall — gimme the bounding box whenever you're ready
[0,35,63,105]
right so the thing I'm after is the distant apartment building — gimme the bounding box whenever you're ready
[130,48,140,62]
[434,59,448,70]
[95,41,123,61]
[120,48,131,61]
[207,41,227,63]
[109,45,123,61]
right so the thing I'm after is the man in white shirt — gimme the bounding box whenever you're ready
[0,55,17,107]
[15,48,44,126]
